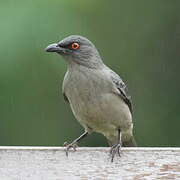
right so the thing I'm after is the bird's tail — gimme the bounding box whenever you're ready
[122,136,137,147]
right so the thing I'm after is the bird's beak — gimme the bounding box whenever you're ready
[45,43,64,53]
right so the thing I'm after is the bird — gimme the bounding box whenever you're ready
[45,35,136,162]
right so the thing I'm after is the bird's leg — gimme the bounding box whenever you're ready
[63,131,88,157]
[110,129,122,162]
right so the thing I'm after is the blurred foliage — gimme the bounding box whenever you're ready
[0,0,180,146]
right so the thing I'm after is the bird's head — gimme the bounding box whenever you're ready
[45,35,103,68]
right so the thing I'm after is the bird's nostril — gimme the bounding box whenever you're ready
[57,44,63,48]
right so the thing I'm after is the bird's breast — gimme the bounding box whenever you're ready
[64,67,112,102]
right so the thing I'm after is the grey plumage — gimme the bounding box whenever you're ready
[109,69,132,113]
[46,35,136,161]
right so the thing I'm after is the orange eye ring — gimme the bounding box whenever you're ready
[71,42,80,50]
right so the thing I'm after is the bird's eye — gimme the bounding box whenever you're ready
[71,42,80,50]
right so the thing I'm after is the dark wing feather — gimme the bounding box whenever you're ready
[110,70,133,113]
[63,92,69,103]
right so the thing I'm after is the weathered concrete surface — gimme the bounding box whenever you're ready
[0,147,179,180]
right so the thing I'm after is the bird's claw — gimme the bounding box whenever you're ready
[110,143,121,162]
[63,141,78,157]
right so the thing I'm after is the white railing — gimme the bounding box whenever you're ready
[0,147,179,179]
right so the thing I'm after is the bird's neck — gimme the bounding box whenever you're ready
[67,55,105,70]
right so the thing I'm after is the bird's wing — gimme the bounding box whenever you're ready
[63,92,69,103]
[62,71,69,103]
[110,70,133,113]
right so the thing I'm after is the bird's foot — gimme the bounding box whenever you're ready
[63,141,78,157]
[110,143,122,162]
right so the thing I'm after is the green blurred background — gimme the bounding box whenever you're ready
[0,0,180,147]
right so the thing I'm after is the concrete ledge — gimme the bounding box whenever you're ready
[0,147,179,179]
